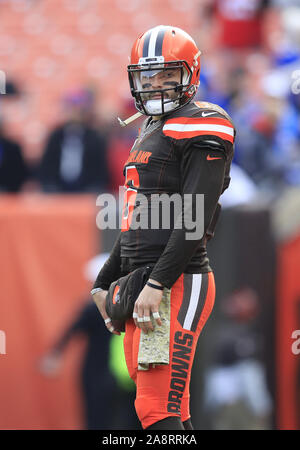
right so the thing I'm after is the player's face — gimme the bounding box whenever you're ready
[140,68,181,100]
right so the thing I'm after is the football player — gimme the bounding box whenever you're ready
[92,25,235,430]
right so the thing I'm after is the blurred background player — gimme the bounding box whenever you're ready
[203,287,272,429]
[38,88,110,193]
[0,80,28,192]
[38,254,139,430]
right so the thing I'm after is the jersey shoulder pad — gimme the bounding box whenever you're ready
[193,101,234,122]
[162,101,235,145]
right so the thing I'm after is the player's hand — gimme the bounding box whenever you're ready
[92,290,121,335]
[133,279,163,334]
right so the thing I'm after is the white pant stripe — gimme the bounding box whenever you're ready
[182,274,202,330]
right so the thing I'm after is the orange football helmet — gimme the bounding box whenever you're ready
[128,25,201,116]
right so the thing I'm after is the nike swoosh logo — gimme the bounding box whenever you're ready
[202,111,216,117]
[207,155,222,161]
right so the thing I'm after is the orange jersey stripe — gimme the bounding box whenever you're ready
[165,116,234,127]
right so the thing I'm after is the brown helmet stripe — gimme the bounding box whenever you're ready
[142,30,152,58]
[154,28,166,56]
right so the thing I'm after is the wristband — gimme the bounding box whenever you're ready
[146,281,164,291]
[90,287,104,296]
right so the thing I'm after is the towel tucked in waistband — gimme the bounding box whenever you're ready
[137,288,171,371]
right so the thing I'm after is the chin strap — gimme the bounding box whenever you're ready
[117,111,143,127]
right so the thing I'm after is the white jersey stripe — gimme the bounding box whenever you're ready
[183,274,202,330]
[163,123,234,137]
